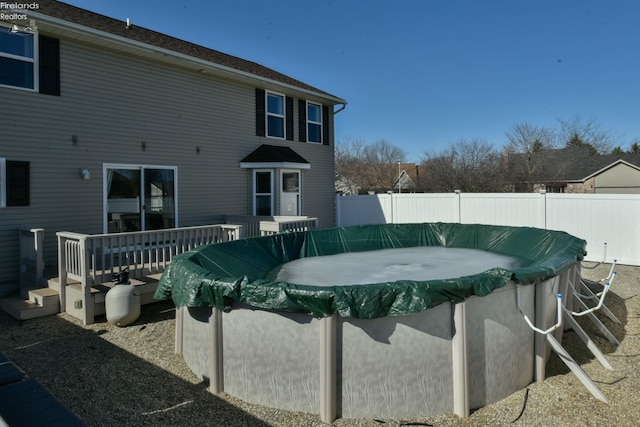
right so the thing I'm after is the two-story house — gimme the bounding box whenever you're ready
[0,1,346,304]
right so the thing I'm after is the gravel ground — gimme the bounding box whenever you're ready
[1,262,639,427]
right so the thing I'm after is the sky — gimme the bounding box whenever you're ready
[60,0,640,162]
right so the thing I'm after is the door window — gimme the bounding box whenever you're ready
[280,171,300,216]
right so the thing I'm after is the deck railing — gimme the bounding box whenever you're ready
[259,217,319,235]
[56,224,242,324]
[225,215,318,237]
[54,216,317,324]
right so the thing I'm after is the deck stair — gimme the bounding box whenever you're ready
[0,274,162,322]
[0,288,61,321]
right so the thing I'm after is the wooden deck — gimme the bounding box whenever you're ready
[4,218,318,325]
[0,352,84,426]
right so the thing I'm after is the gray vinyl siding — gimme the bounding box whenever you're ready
[0,32,337,291]
[594,164,640,194]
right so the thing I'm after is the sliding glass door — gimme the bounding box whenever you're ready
[144,168,176,230]
[105,165,176,233]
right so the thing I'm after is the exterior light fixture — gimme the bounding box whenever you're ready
[80,168,91,180]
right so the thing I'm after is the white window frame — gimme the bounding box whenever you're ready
[266,91,285,139]
[0,157,6,208]
[253,169,274,215]
[0,23,38,92]
[103,163,179,233]
[306,101,323,144]
[280,169,301,216]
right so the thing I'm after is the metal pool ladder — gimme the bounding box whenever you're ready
[516,259,619,404]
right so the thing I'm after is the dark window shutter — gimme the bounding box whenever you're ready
[285,96,294,141]
[6,161,30,207]
[255,88,265,137]
[298,100,307,142]
[39,35,60,96]
[322,106,330,145]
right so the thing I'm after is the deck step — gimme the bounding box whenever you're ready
[47,277,80,293]
[0,296,60,321]
[29,288,59,307]
[2,275,161,323]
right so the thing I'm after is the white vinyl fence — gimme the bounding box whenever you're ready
[336,192,640,266]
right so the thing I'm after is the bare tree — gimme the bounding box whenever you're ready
[422,138,506,192]
[504,122,557,192]
[360,139,406,192]
[556,115,619,155]
[335,137,406,194]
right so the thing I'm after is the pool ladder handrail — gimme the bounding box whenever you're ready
[516,282,610,404]
[574,259,616,301]
[569,271,616,317]
[517,288,563,335]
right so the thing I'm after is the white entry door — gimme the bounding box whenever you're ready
[280,170,300,216]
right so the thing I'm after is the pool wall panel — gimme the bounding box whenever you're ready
[223,310,320,413]
[466,282,535,409]
[177,268,577,421]
[339,302,454,419]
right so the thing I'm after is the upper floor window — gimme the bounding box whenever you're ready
[298,99,329,145]
[266,92,285,138]
[256,88,293,140]
[307,102,323,144]
[0,26,36,90]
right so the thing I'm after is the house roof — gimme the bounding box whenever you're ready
[510,147,640,183]
[240,144,310,169]
[30,1,345,104]
[580,159,640,181]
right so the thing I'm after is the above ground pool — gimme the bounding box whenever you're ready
[155,223,587,422]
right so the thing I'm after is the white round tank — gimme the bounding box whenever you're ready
[105,283,141,326]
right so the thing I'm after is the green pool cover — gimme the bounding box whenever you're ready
[154,223,586,319]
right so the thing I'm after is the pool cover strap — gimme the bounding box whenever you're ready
[154,223,586,319]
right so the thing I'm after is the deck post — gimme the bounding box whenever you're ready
[80,236,94,325]
[31,228,45,287]
[57,234,67,313]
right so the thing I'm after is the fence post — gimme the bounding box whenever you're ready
[455,190,462,223]
[540,189,547,229]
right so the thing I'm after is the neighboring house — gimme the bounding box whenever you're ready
[335,163,422,195]
[0,1,346,294]
[566,159,640,194]
[394,163,420,193]
[335,175,361,196]
[506,148,640,193]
